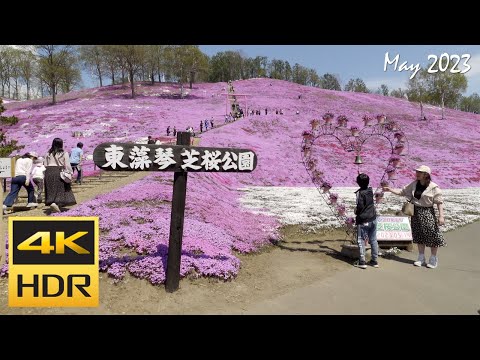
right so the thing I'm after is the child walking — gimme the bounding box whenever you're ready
[354,173,379,269]
[32,157,46,203]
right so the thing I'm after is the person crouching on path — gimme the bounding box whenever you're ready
[3,151,38,214]
[32,157,46,203]
[44,137,77,213]
[383,165,445,269]
[354,173,379,269]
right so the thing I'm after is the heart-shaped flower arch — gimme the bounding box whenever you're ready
[301,113,409,241]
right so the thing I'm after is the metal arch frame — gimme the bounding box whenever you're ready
[301,118,410,242]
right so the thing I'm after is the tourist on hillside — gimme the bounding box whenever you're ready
[70,142,84,184]
[383,165,445,269]
[210,117,214,129]
[32,157,46,203]
[354,173,379,269]
[167,126,171,136]
[147,136,155,144]
[43,138,76,213]
[3,151,38,214]
[204,119,209,131]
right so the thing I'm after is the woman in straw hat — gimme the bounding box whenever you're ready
[383,165,445,269]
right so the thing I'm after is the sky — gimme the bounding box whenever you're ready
[198,45,480,96]
[79,45,480,95]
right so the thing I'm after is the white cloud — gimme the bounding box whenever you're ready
[464,53,480,95]
[464,53,480,78]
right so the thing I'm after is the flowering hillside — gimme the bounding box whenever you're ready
[2,78,479,283]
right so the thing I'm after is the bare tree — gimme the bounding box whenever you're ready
[0,47,14,98]
[58,52,81,93]
[36,45,79,104]
[18,47,36,100]
[117,45,146,98]
[80,45,105,87]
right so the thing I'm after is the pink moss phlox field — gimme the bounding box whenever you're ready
[47,174,275,284]
[4,79,479,188]
[2,78,480,284]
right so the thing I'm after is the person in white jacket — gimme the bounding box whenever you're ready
[383,165,445,269]
[3,151,38,214]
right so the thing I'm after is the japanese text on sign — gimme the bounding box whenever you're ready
[376,216,413,241]
[93,143,257,172]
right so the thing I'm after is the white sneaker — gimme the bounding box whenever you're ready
[413,254,426,267]
[426,256,438,269]
[26,202,38,208]
[50,203,60,213]
[2,204,7,215]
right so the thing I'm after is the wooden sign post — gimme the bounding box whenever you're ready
[93,132,257,292]
[166,132,189,293]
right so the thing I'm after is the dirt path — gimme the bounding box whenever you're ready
[0,171,152,265]
[2,169,474,314]
[0,219,353,314]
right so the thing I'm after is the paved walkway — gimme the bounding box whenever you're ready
[243,221,480,314]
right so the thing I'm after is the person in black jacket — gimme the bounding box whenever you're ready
[354,173,379,269]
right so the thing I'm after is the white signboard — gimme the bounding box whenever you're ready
[376,216,413,241]
[0,158,12,178]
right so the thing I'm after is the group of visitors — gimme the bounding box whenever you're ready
[354,165,445,270]
[3,139,84,214]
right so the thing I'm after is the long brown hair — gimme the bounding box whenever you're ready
[424,173,431,187]
[48,138,64,156]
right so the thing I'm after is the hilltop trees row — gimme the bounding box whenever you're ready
[0,45,81,104]
[375,67,474,116]
[386,67,473,116]
[1,45,476,115]
[1,45,344,103]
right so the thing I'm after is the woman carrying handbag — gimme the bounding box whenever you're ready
[43,138,77,213]
[383,165,445,269]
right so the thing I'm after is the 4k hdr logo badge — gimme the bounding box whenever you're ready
[9,217,99,307]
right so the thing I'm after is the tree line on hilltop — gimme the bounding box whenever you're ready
[1,45,479,114]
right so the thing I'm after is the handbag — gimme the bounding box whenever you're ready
[53,154,73,183]
[402,197,415,216]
